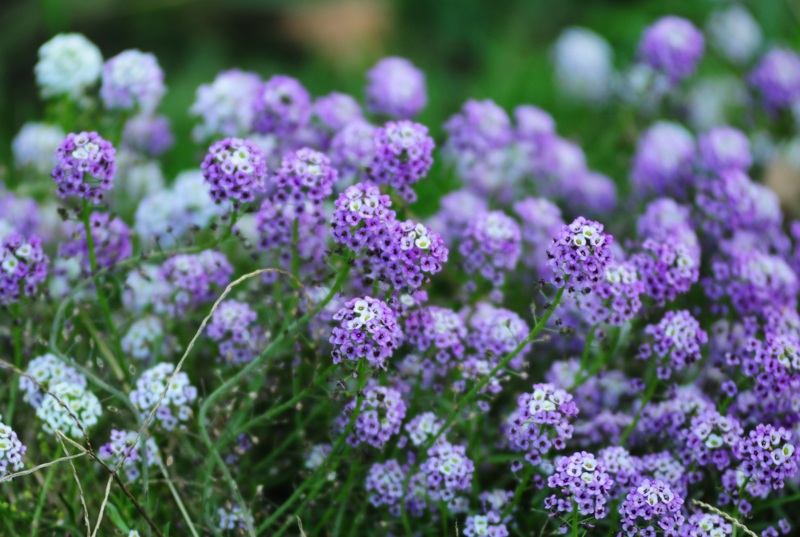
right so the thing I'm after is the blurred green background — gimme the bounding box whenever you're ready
[1,0,799,197]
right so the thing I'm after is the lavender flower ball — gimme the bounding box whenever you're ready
[20,354,87,409]
[272,147,337,205]
[638,16,705,82]
[365,57,427,119]
[430,189,489,247]
[52,132,117,202]
[459,210,522,286]
[130,363,198,431]
[35,33,103,99]
[98,430,158,481]
[340,384,406,448]
[463,512,508,537]
[207,300,262,364]
[683,512,733,537]
[122,115,174,157]
[707,5,762,65]
[748,49,800,111]
[252,75,311,135]
[12,122,64,174]
[636,198,699,257]
[631,238,699,305]
[330,296,403,369]
[405,306,466,367]
[313,92,362,133]
[697,126,752,172]
[547,216,614,296]
[467,302,530,370]
[618,479,685,535]
[551,27,614,103]
[631,122,695,199]
[201,137,268,203]
[365,459,407,513]
[60,212,132,273]
[101,50,165,112]
[379,219,449,290]
[404,412,445,447]
[545,451,612,521]
[329,119,378,182]
[0,233,48,305]
[0,417,26,479]
[637,310,708,380]
[420,440,475,502]
[369,120,434,202]
[190,69,261,141]
[579,260,644,326]
[160,251,233,315]
[733,424,798,492]
[330,183,396,254]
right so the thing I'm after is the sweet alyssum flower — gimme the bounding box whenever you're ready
[459,210,522,287]
[630,121,695,199]
[638,16,704,82]
[100,49,166,112]
[37,381,103,439]
[463,511,509,537]
[330,296,403,369]
[637,310,708,379]
[200,137,268,204]
[20,354,87,408]
[338,384,406,449]
[420,440,475,503]
[59,212,132,274]
[365,57,427,119]
[252,75,312,136]
[159,251,233,315]
[190,69,261,141]
[12,122,65,174]
[122,114,174,157]
[98,429,158,481]
[121,316,165,361]
[697,125,752,173]
[547,216,613,296]
[35,33,103,99]
[52,132,117,202]
[207,300,263,364]
[707,5,762,65]
[0,232,48,305]
[545,451,613,522]
[130,363,198,431]
[404,306,466,367]
[748,48,800,112]
[329,119,378,182]
[618,479,685,535]
[0,416,26,479]
[369,120,434,202]
[551,27,614,103]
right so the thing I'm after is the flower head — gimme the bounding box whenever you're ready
[252,75,311,136]
[0,417,27,479]
[338,384,406,448]
[547,216,614,296]
[330,296,402,369]
[101,50,165,112]
[638,16,704,82]
[365,57,427,119]
[190,69,261,141]
[52,132,117,202]
[130,363,198,431]
[0,232,48,305]
[749,49,800,111]
[35,33,102,99]
[201,137,268,203]
[98,430,158,481]
[369,120,434,202]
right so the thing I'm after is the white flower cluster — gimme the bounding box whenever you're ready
[121,316,165,361]
[21,353,87,408]
[398,222,432,250]
[707,5,761,65]
[551,27,614,103]
[116,153,166,201]
[12,122,65,174]
[122,265,173,315]
[36,381,102,439]
[35,33,103,99]
[218,504,254,532]
[304,443,336,481]
[101,49,165,112]
[0,415,26,478]
[129,363,198,430]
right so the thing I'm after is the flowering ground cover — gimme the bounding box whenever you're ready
[3,5,800,536]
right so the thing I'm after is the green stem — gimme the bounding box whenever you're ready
[501,464,533,520]
[198,264,351,533]
[291,218,300,280]
[620,360,659,444]
[30,447,59,537]
[579,325,596,375]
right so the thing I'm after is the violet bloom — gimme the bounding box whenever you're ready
[630,122,695,199]
[252,75,311,136]
[97,430,157,481]
[420,440,474,502]
[505,383,578,466]
[683,512,734,537]
[365,57,427,119]
[545,451,612,522]
[404,412,445,447]
[466,303,530,371]
[748,49,800,111]
[630,238,699,305]
[0,417,27,479]
[547,216,614,296]
[679,409,742,471]
[338,384,406,449]
[122,115,174,157]
[100,50,165,112]
[52,131,117,202]
[514,105,555,140]
[160,251,233,315]
[312,92,362,134]
[330,183,396,254]
[272,147,337,206]
[365,459,406,513]
[329,119,378,182]
[697,126,752,172]
[636,198,700,259]
[458,210,521,287]
[207,300,263,364]
[578,260,644,326]
[618,479,685,535]
[369,120,434,202]
[190,69,261,141]
[129,363,198,431]
[404,305,465,368]
[560,170,618,216]
[597,447,642,495]
[638,16,704,82]
[200,137,268,204]
[731,424,798,495]
[637,310,708,380]
[60,213,131,274]
[330,297,402,369]
[429,189,489,247]
[0,233,47,305]
[513,197,564,278]
[463,512,508,537]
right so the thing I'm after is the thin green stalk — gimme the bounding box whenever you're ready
[579,325,596,375]
[620,360,659,444]
[291,218,300,280]
[501,465,533,520]
[30,447,59,537]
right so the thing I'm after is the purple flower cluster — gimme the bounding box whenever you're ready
[748,49,800,111]
[578,260,644,326]
[159,251,233,315]
[272,147,337,206]
[631,239,699,305]
[0,233,48,304]
[252,75,311,136]
[459,211,521,287]
[365,57,427,119]
[420,440,475,502]
[463,512,509,537]
[404,412,444,447]
[0,417,26,479]
[365,459,406,514]
[545,451,612,521]
[630,122,695,199]
[404,306,466,367]
[207,300,262,364]
[638,310,708,379]
[697,126,752,173]
[682,512,733,537]
[368,120,434,202]
[730,424,798,497]
[100,50,165,112]
[466,302,530,370]
[547,217,614,296]
[97,429,158,481]
[52,132,117,202]
[122,115,174,157]
[60,213,132,274]
[513,197,564,279]
[340,385,406,448]
[331,183,395,251]
[200,137,268,203]
[129,363,198,431]
[618,479,685,536]
[506,384,578,466]
[330,296,403,369]
[329,119,378,182]
[638,16,704,82]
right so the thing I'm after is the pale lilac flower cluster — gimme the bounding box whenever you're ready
[312,92,362,136]
[679,409,742,471]
[636,198,700,259]
[12,122,64,173]
[748,49,800,112]
[60,213,132,273]
[597,447,642,494]
[329,119,378,181]
[20,354,87,408]
[513,197,564,279]
[547,217,613,296]
[365,459,406,514]
[207,300,262,364]
[463,512,509,537]
[637,310,708,379]
[630,122,695,199]
[459,210,521,287]
[404,412,444,447]
[618,479,685,536]
[466,302,530,370]
[339,385,406,448]
[420,440,475,502]
[638,16,705,82]
[217,504,254,533]
[200,137,268,203]
[0,233,48,305]
[98,430,158,481]
[272,147,337,206]
[0,416,26,479]
[129,363,198,431]
[122,115,174,157]
[404,306,465,369]
[430,189,489,247]
[697,126,752,173]
[190,69,261,141]
[330,183,395,252]
[52,131,117,202]
[121,316,165,361]
[330,296,402,369]
[37,382,103,439]
[681,511,733,537]
[506,384,578,466]
[632,239,699,305]
[252,75,311,136]
[369,120,434,202]
[579,260,644,326]
[545,451,612,521]
[100,50,165,112]
[731,424,798,496]
[365,57,427,119]
[159,251,233,315]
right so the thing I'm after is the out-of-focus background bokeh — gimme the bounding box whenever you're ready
[2,0,799,210]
